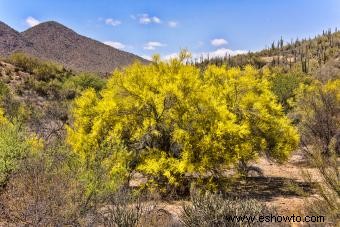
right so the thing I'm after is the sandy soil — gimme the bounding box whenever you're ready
[154,151,326,226]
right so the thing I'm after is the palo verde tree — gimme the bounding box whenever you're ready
[67,53,299,194]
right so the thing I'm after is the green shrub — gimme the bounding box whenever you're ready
[7,52,40,73]
[0,80,10,98]
[0,115,28,189]
[62,72,105,98]
[269,71,309,112]
[32,61,63,82]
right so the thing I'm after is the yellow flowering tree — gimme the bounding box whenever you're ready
[67,57,299,193]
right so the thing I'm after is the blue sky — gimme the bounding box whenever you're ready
[1,0,339,59]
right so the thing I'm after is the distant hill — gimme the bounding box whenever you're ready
[0,21,148,74]
[198,29,340,79]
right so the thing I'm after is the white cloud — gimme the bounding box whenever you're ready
[162,48,247,60]
[141,55,152,61]
[152,16,161,24]
[136,14,162,24]
[104,41,126,50]
[105,18,122,27]
[144,41,165,50]
[204,48,246,58]
[168,21,178,28]
[25,16,40,27]
[211,38,228,46]
[139,14,151,24]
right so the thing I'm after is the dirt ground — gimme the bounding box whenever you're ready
[155,151,325,226]
[251,152,319,216]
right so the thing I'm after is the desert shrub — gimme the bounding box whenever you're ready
[8,53,64,80]
[22,100,69,142]
[269,71,309,112]
[0,110,28,189]
[0,81,24,120]
[94,189,158,227]
[6,53,103,103]
[0,142,87,226]
[180,191,278,227]
[303,139,340,225]
[291,79,339,224]
[293,79,340,155]
[7,52,39,73]
[68,72,105,91]
[29,78,63,98]
[293,80,340,224]
[0,80,9,98]
[8,53,74,99]
[67,54,299,195]
[62,72,105,99]
[32,61,63,82]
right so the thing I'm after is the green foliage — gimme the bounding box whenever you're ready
[292,79,340,155]
[268,69,310,111]
[62,72,105,99]
[0,111,28,188]
[0,80,10,98]
[7,53,105,103]
[32,60,64,82]
[0,81,24,120]
[8,52,40,73]
[67,58,299,193]
[8,52,64,79]
[9,53,69,100]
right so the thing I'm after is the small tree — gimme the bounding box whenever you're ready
[292,80,340,156]
[67,56,299,193]
[293,79,340,223]
[269,70,309,112]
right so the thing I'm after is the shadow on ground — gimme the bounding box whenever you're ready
[225,176,316,202]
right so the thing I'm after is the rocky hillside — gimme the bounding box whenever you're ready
[0,55,107,141]
[199,29,340,80]
[0,22,37,56]
[0,21,148,74]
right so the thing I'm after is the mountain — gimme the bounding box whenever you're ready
[0,21,37,56]
[0,21,148,74]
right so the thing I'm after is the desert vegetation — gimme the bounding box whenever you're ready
[0,29,339,226]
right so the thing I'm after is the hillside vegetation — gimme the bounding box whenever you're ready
[199,29,340,79]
